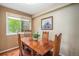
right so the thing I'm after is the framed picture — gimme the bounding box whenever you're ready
[41,16,53,30]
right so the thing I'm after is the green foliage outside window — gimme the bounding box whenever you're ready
[8,18,21,33]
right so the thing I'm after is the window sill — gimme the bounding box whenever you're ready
[6,33,18,36]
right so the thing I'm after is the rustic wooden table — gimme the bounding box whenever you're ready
[21,37,53,55]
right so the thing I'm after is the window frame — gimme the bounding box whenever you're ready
[6,16,31,36]
[6,16,22,35]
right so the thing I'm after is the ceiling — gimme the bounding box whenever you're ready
[0,3,69,16]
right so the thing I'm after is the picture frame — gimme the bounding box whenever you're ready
[41,16,53,30]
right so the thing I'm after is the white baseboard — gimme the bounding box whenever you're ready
[0,46,19,54]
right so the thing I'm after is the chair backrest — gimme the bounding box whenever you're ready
[18,32,23,55]
[53,33,62,56]
[24,30,32,37]
[24,30,32,40]
[18,32,32,47]
[42,32,49,43]
[18,32,32,56]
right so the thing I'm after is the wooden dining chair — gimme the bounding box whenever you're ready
[17,32,32,56]
[42,31,49,44]
[18,33,24,56]
[23,31,37,56]
[51,33,62,56]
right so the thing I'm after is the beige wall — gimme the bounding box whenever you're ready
[0,6,32,52]
[33,4,79,56]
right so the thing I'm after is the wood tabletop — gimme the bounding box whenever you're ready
[21,37,53,55]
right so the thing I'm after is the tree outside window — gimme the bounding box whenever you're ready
[7,17,31,35]
[8,18,21,33]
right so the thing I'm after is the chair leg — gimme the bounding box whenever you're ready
[19,50,23,56]
[19,53,21,56]
[19,53,22,56]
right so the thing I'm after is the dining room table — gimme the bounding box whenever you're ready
[21,37,53,56]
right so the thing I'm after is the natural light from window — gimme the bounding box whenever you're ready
[6,16,31,35]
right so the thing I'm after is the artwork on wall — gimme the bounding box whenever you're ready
[41,16,53,30]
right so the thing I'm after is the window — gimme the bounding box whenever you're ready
[21,20,31,31]
[6,16,31,35]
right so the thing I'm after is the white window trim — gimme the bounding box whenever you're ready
[6,16,31,36]
[6,16,22,35]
